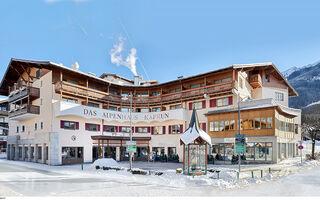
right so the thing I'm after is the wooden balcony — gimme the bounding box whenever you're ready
[55,80,235,107]
[249,74,262,88]
[9,105,40,120]
[8,86,40,103]
[0,110,8,116]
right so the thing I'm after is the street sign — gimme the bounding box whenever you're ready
[126,141,136,152]
[235,135,245,154]
[298,145,304,150]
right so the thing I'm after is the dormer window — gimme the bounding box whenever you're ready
[265,74,270,82]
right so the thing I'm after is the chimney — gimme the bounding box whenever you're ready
[134,75,139,85]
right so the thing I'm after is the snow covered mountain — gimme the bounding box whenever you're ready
[284,60,320,109]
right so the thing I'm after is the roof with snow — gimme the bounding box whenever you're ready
[180,108,212,145]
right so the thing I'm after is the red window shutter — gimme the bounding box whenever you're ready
[151,127,154,135]
[119,126,122,132]
[60,120,64,129]
[97,124,100,132]
[202,100,206,109]
[169,126,171,134]
[202,123,206,132]
[210,99,217,107]
[132,127,135,133]
[162,126,166,134]
[75,122,79,130]
[135,127,139,133]
[115,126,119,132]
[85,123,88,131]
[147,127,151,133]
[103,125,106,132]
[180,124,183,133]
[228,96,233,105]
[189,102,193,110]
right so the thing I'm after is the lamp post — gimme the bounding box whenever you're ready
[122,92,133,171]
[232,89,250,174]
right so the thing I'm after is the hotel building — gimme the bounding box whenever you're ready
[0,58,301,165]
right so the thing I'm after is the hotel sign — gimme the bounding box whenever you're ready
[56,101,188,123]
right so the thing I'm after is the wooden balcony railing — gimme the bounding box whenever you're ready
[9,105,40,119]
[55,80,235,106]
[249,74,262,88]
[8,86,40,103]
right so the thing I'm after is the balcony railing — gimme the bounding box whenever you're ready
[8,86,40,103]
[249,74,262,88]
[9,105,40,119]
[55,80,235,106]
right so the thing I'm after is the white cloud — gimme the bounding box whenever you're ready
[110,36,138,76]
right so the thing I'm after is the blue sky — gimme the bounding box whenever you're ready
[1,0,320,84]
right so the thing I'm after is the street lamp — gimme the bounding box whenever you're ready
[122,92,133,171]
[232,89,250,174]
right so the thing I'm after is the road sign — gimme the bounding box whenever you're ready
[235,135,245,154]
[126,141,136,152]
[298,145,304,150]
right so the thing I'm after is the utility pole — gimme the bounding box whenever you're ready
[129,91,133,171]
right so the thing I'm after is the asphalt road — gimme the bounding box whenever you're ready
[1,160,320,196]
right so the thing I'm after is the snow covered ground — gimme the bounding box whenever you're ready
[1,156,320,196]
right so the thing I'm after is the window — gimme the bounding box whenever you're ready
[267,117,272,128]
[154,126,163,135]
[16,126,19,133]
[34,123,37,131]
[224,120,230,131]
[190,84,200,89]
[265,74,270,82]
[141,108,149,113]
[63,78,78,85]
[121,92,128,97]
[22,125,25,132]
[217,97,229,107]
[137,127,148,133]
[219,121,224,131]
[170,88,181,93]
[87,124,99,131]
[36,69,41,78]
[230,120,235,130]
[242,119,253,130]
[214,80,220,84]
[170,125,181,134]
[121,126,131,133]
[214,121,219,132]
[63,121,76,130]
[275,92,284,101]
[136,93,149,97]
[108,106,117,111]
[62,97,78,104]
[109,90,117,95]
[152,107,160,112]
[261,118,267,129]
[221,77,232,83]
[193,101,203,109]
[41,122,43,130]
[62,147,83,160]
[152,92,160,96]
[17,80,22,88]
[88,102,99,108]
[209,122,214,132]
[104,126,115,132]
[121,107,130,112]
[255,118,261,129]
[170,104,182,110]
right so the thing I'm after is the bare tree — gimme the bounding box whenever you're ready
[302,115,320,159]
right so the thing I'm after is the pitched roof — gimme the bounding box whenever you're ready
[180,108,212,145]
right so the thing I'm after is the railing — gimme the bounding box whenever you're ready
[0,110,8,116]
[55,80,235,106]
[8,86,40,103]
[249,74,262,87]
[9,105,40,119]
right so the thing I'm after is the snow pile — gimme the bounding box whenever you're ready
[92,158,120,168]
[0,153,7,159]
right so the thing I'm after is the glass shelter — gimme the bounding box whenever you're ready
[180,108,212,176]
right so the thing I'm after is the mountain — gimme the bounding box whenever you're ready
[285,60,320,109]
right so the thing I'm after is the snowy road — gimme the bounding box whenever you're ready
[1,160,320,196]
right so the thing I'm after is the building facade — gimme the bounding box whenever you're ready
[0,58,301,165]
[0,99,8,153]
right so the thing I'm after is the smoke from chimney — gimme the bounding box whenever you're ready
[110,36,138,76]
